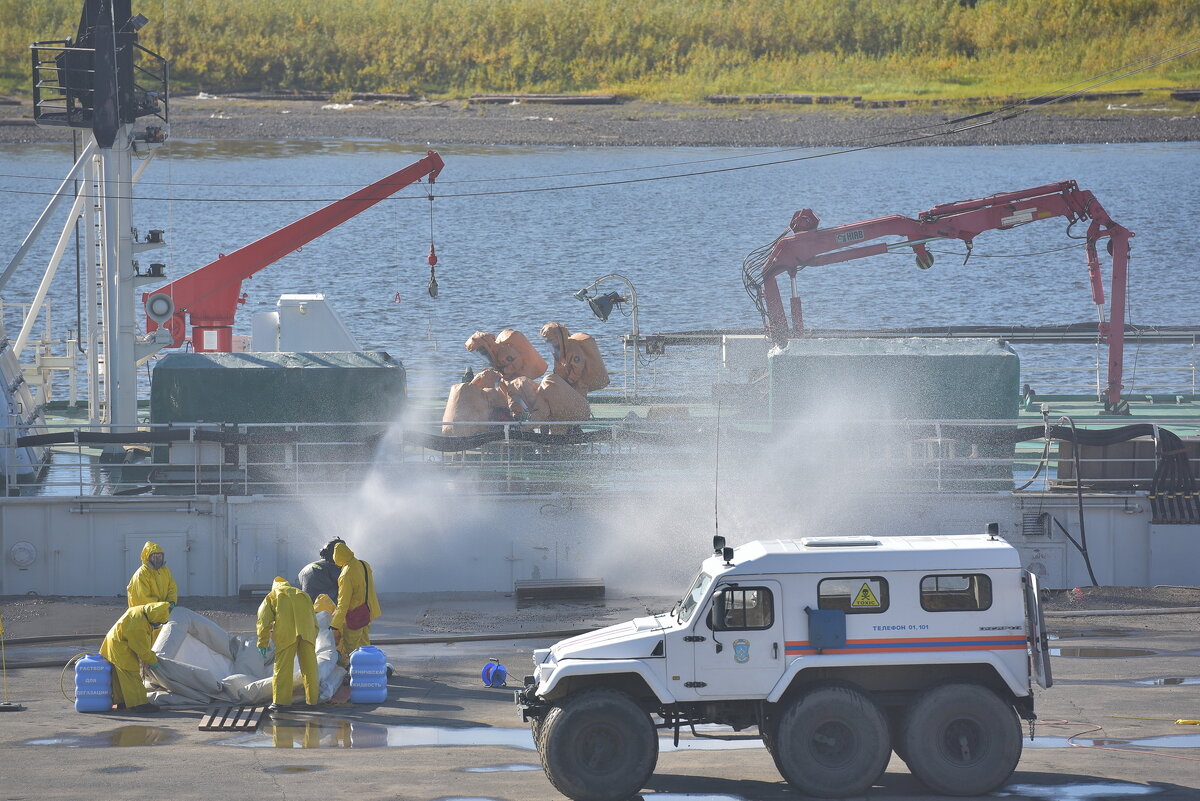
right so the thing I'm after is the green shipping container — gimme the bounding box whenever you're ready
[149,352,405,492]
[767,338,1019,491]
[151,351,405,424]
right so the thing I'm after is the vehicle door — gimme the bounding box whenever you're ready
[692,580,784,697]
[1023,571,1053,688]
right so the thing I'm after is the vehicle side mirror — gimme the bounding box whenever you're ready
[710,592,727,631]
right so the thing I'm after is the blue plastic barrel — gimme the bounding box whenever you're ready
[481,659,507,687]
[348,646,387,703]
[75,654,112,713]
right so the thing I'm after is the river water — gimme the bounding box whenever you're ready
[0,139,1196,396]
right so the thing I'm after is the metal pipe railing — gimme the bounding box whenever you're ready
[7,416,1196,499]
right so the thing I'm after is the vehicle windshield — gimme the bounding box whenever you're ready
[676,571,713,624]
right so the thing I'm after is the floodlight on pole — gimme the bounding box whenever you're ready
[573,273,639,400]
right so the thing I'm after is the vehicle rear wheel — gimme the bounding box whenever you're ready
[773,686,891,798]
[539,688,658,801]
[886,706,908,763]
[901,683,1022,796]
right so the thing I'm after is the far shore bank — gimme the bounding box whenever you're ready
[0,96,1197,148]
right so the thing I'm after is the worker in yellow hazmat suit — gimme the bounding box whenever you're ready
[99,602,171,713]
[256,577,320,711]
[330,542,381,666]
[126,541,178,608]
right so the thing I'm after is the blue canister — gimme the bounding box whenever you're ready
[75,654,112,713]
[348,646,387,703]
[481,659,507,687]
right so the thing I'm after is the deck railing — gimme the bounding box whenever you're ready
[7,415,1197,503]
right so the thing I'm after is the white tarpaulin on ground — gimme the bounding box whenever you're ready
[143,607,345,705]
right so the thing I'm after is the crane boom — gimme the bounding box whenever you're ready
[744,180,1133,409]
[144,150,444,352]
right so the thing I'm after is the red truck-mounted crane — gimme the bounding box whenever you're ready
[143,150,444,353]
[743,180,1133,409]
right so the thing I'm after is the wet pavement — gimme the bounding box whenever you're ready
[0,600,1197,800]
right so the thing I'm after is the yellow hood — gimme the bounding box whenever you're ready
[332,541,355,568]
[140,541,165,568]
[144,602,172,624]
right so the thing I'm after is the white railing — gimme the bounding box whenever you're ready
[7,415,1196,499]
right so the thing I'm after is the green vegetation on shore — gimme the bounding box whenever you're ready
[3,0,1197,100]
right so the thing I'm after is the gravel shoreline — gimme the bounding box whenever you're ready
[1,96,1198,147]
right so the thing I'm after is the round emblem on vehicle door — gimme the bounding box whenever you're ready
[733,639,750,663]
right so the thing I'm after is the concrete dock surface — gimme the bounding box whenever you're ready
[0,592,1198,801]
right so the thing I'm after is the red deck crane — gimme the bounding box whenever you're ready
[743,180,1133,409]
[143,150,444,353]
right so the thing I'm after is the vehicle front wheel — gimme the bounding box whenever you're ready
[538,688,659,801]
[530,716,545,750]
[773,686,891,798]
[900,683,1022,796]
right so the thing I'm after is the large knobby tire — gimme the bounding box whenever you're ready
[530,716,545,750]
[901,683,1023,796]
[773,686,892,798]
[538,688,659,801]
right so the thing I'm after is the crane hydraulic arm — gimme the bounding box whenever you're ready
[747,180,1133,409]
[143,150,444,353]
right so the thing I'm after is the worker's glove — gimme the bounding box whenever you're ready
[168,602,176,612]
[257,646,269,659]
[145,661,158,670]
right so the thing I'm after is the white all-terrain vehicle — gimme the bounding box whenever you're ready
[516,526,1053,800]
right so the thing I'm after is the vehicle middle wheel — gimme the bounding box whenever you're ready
[900,682,1023,796]
[773,685,892,798]
[538,688,659,801]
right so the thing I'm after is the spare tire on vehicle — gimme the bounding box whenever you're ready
[538,687,658,801]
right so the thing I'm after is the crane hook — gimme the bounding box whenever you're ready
[427,243,439,298]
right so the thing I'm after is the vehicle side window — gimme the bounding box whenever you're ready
[712,587,774,631]
[921,574,993,612]
[818,577,889,614]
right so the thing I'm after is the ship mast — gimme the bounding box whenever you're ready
[4,0,169,447]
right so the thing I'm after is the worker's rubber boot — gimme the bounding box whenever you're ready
[131,703,160,713]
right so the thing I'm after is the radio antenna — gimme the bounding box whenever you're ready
[714,400,721,538]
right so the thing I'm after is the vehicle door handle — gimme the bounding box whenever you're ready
[773,642,779,659]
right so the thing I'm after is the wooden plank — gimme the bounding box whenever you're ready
[468,93,620,105]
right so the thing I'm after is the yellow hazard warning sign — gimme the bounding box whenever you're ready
[851,582,881,608]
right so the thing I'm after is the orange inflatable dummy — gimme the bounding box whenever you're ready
[442,368,514,435]
[465,329,547,381]
[540,322,610,395]
[500,374,591,434]
[500,376,547,422]
[538,374,591,427]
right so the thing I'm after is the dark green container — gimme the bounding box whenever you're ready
[151,351,405,424]
[150,351,405,492]
[767,338,1019,491]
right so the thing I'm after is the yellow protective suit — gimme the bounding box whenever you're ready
[541,323,610,394]
[330,543,381,665]
[99,602,171,708]
[126,541,178,608]
[257,577,319,706]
